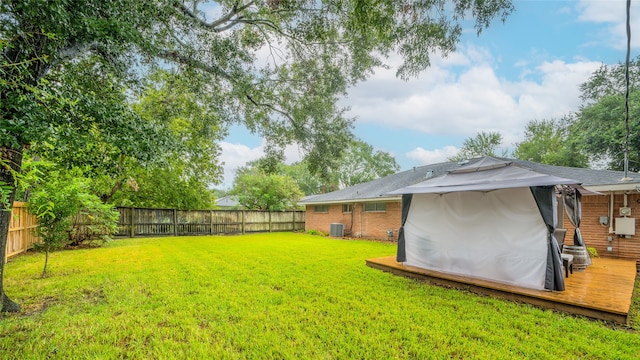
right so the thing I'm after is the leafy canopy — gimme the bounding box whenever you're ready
[573,57,640,171]
[2,0,515,173]
[514,118,588,168]
[246,139,400,195]
[448,131,506,162]
[229,167,303,211]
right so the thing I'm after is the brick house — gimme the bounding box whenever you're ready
[301,158,640,261]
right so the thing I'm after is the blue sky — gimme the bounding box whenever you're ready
[219,0,639,189]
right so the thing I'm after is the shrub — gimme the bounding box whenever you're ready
[28,173,118,276]
[306,229,328,236]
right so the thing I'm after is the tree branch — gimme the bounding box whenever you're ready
[157,49,233,81]
[244,94,304,136]
[56,41,103,64]
[176,0,255,32]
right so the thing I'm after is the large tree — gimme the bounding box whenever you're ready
[229,167,303,210]
[0,0,513,311]
[276,139,400,194]
[330,139,400,190]
[25,58,172,204]
[514,117,588,168]
[109,70,225,209]
[448,131,506,162]
[573,57,640,171]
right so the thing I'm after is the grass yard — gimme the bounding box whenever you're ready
[1,233,639,359]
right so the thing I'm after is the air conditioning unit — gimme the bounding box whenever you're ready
[330,223,345,237]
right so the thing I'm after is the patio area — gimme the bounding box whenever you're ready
[366,256,637,324]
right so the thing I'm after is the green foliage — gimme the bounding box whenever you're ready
[574,92,640,171]
[230,168,303,211]
[306,229,329,236]
[0,182,11,210]
[107,70,225,209]
[631,277,640,330]
[574,58,640,170]
[112,168,216,210]
[331,140,400,190]
[281,161,326,196]
[26,166,118,275]
[514,118,588,167]
[279,139,400,195]
[3,0,514,174]
[579,55,640,102]
[2,234,639,358]
[30,69,223,209]
[132,70,225,185]
[449,131,507,162]
[28,58,173,203]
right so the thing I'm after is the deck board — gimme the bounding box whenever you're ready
[366,256,637,324]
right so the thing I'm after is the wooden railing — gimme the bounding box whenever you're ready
[115,207,305,238]
[6,202,40,261]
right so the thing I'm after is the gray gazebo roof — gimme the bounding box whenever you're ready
[388,157,580,195]
[300,157,640,205]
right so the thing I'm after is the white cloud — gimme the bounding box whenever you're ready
[218,142,265,188]
[406,146,460,165]
[345,45,602,150]
[577,0,622,23]
[576,0,640,49]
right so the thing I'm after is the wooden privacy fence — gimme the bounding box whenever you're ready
[4,204,305,259]
[6,202,40,261]
[115,207,306,237]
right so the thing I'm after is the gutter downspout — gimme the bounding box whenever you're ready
[609,193,615,234]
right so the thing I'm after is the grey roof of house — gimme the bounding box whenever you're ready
[216,196,239,207]
[300,157,640,204]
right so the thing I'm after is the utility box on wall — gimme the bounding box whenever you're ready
[614,217,636,236]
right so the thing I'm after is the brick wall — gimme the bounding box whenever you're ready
[568,193,640,261]
[305,201,402,240]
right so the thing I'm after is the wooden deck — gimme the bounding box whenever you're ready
[366,256,637,324]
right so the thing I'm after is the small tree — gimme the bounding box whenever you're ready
[28,172,118,277]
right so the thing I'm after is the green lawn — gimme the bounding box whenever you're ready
[1,233,639,359]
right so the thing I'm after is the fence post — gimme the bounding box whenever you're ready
[292,211,295,231]
[173,209,177,236]
[210,210,213,235]
[269,211,272,232]
[20,205,26,254]
[129,207,134,238]
[241,210,245,235]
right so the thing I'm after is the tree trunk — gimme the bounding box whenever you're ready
[42,245,50,278]
[0,146,24,312]
[100,177,125,204]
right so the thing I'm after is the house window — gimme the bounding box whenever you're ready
[364,202,386,212]
[314,205,328,213]
[342,204,352,213]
